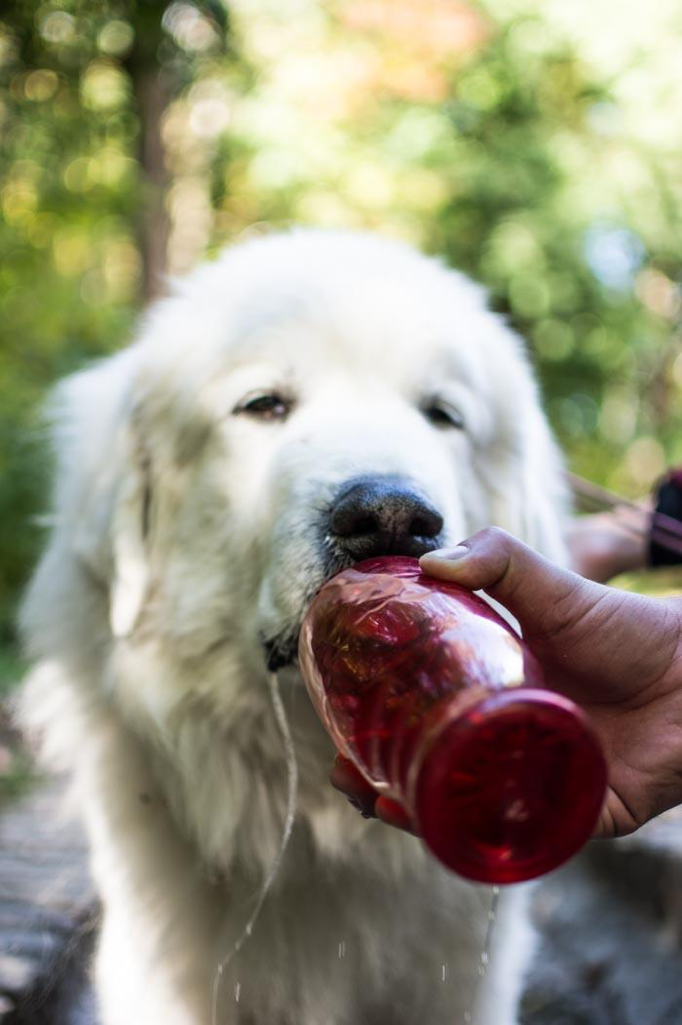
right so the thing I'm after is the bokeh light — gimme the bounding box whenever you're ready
[1,0,682,638]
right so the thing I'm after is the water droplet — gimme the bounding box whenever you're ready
[464,1013,472,1023]
[235,982,241,1003]
[481,951,489,965]
[245,924,253,937]
[441,963,447,982]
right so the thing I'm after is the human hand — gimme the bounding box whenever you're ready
[330,755,415,833]
[330,527,682,841]
[419,528,682,840]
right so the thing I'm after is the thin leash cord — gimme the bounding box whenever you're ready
[570,472,682,556]
[211,673,299,1025]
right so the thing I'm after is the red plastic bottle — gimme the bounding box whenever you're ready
[298,555,607,884]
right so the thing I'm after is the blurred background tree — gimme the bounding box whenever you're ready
[1,0,682,649]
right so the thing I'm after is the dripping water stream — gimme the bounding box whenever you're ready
[210,673,299,1025]
[463,885,500,1024]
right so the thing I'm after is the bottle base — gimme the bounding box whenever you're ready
[414,689,607,884]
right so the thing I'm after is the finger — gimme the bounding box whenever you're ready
[420,528,680,701]
[419,527,597,640]
[375,796,417,835]
[592,787,641,840]
[330,755,378,818]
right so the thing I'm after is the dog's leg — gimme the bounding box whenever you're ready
[75,709,223,1025]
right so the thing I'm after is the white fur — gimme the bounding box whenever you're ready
[19,229,567,1025]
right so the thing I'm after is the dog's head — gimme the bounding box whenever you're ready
[38,230,567,693]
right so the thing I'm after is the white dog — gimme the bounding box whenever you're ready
[19,230,568,1025]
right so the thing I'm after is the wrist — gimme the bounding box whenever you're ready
[567,511,648,582]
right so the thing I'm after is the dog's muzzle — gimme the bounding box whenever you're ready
[262,475,445,673]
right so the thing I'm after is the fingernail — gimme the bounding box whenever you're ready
[347,795,376,819]
[420,545,469,562]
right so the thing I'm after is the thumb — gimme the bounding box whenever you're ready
[419,527,601,642]
[420,527,678,705]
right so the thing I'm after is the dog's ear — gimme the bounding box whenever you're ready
[478,319,570,566]
[45,350,153,639]
[109,409,152,638]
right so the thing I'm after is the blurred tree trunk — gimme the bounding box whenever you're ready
[133,65,172,302]
[125,6,173,303]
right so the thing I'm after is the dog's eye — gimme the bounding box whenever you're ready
[234,391,293,421]
[422,400,465,430]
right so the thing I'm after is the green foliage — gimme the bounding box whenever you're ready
[1,0,682,644]
[0,644,33,804]
[615,567,682,599]
[0,644,26,698]
[427,23,682,484]
[0,0,232,641]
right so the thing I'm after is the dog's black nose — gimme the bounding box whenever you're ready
[329,476,444,561]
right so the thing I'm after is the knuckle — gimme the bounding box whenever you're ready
[472,525,511,549]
